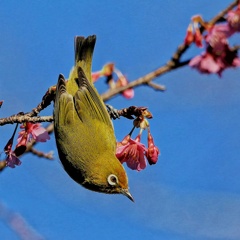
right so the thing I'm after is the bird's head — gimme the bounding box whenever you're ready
[82,157,134,202]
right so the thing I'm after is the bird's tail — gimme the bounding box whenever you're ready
[74,35,96,82]
[67,35,96,95]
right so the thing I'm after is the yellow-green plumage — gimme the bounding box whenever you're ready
[54,35,133,201]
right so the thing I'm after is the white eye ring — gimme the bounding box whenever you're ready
[107,174,118,186]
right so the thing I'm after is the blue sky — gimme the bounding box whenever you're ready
[1,1,240,239]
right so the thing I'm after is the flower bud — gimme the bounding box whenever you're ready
[146,131,160,165]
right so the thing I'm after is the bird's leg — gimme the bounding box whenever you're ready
[106,104,120,119]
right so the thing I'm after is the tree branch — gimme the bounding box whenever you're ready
[101,0,239,102]
[0,115,53,126]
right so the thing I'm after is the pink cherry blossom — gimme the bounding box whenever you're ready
[17,122,50,145]
[190,47,240,76]
[18,122,50,142]
[116,135,147,171]
[189,22,240,76]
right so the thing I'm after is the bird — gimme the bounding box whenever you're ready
[53,35,133,201]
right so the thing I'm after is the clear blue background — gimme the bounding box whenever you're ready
[1,1,240,239]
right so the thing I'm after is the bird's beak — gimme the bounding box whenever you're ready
[121,189,134,202]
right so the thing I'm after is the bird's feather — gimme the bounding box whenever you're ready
[54,74,75,127]
[74,67,114,128]
[67,35,96,96]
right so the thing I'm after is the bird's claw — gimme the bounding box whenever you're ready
[106,104,120,120]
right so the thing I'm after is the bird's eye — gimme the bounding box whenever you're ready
[107,174,119,186]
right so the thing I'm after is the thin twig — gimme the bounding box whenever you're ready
[147,82,166,91]
[28,148,54,160]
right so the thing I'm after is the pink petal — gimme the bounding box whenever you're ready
[233,57,240,67]
[126,158,140,170]
[189,55,202,67]
[126,142,146,171]
[201,55,221,73]
[33,131,50,142]
[227,10,240,32]
[116,145,127,155]
[194,28,203,48]
[189,53,222,74]
[31,125,50,142]
[184,24,194,45]
[91,71,101,82]
[116,145,129,163]
[6,153,21,168]
[122,89,134,99]
[136,150,147,171]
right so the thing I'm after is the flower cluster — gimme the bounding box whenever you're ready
[185,4,240,76]
[91,63,134,99]
[116,110,160,171]
[3,123,50,168]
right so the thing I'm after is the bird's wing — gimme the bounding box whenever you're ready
[54,74,75,127]
[73,67,114,129]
